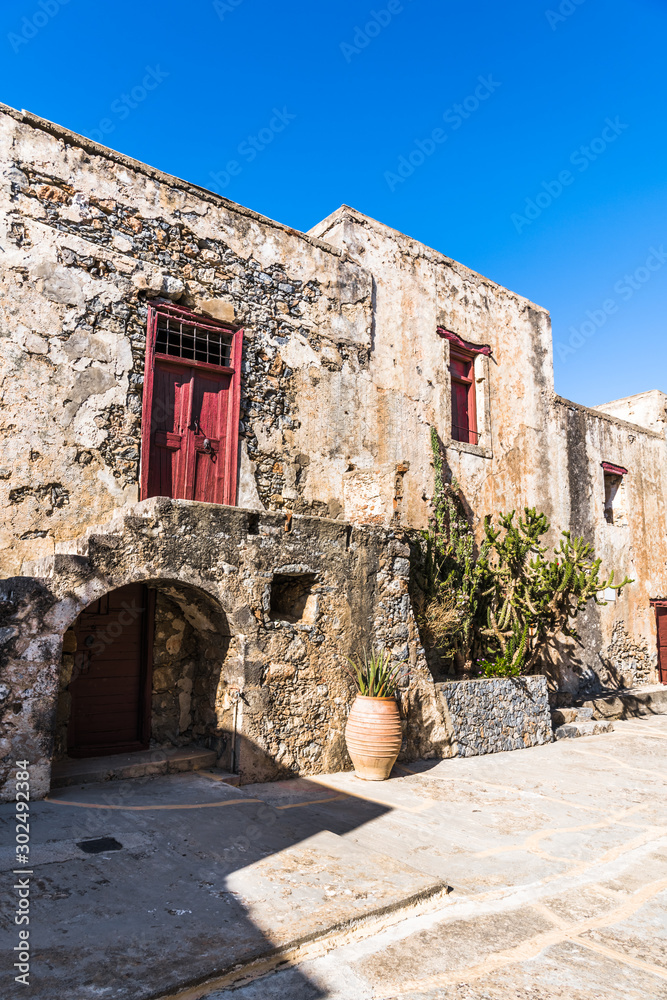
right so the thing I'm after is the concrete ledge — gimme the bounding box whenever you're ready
[49,747,237,788]
[583,684,667,721]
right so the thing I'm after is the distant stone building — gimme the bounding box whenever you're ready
[1,103,665,800]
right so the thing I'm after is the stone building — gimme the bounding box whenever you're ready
[1,102,665,801]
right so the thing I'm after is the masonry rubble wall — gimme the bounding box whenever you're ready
[437,676,553,757]
[0,499,453,801]
[310,208,667,700]
[0,105,376,577]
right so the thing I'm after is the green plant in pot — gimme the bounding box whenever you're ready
[344,648,404,781]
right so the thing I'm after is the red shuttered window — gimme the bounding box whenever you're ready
[449,346,478,444]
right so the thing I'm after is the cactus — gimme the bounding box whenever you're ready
[412,430,633,675]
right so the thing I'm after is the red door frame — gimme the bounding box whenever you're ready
[140,301,243,505]
[650,599,667,684]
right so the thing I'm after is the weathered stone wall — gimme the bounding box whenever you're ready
[311,208,667,699]
[437,676,552,757]
[152,592,204,746]
[0,105,375,576]
[309,207,559,532]
[0,499,451,801]
[1,102,666,771]
[1,107,572,578]
[549,397,667,700]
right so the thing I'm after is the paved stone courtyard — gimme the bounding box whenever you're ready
[181,716,667,1000]
[3,716,667,999]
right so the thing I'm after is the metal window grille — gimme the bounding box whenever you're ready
[155,314,232,367]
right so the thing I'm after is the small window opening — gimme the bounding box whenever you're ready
[449,347,478,444]
[603,469,628,526]
[155,313,232,368]
[270,573,317,624]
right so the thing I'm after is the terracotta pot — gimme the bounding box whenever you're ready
[344,695,403,781]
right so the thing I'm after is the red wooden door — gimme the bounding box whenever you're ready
[141,305,242,506]
[146,363,232,502]
[191,368,231,504]
[657,608,667,684]
[68,584,154,757]
[147,362,192,500]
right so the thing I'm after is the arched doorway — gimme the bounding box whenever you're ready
[58,578,234,767]
[67,582,155,757]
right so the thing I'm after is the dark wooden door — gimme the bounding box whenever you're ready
[146,360,232,504]
[657,608,667,684]
[67,584,154,757]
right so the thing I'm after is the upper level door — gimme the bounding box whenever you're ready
[141,304,243,506]
[657,607,667,684]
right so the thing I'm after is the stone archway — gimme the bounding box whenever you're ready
[0,497,449,802]
[55,578,235,767]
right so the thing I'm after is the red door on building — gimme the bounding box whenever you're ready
[656,607,667,684]
[68,584,155,757]
[141,303,243,505]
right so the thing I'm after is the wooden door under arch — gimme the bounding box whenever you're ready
[67,583,155,757]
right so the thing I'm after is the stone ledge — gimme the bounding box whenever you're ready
[555,720,614,740]
[583,684,667,721]
[49,747,237,788]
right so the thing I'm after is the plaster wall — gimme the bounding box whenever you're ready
[310,210,667,698]
[0,106,378,577]
[594,389,667,435]
[549,397,667,696]
[309,207,564,535]
[1,102,666,763]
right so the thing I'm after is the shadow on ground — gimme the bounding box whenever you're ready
[0,764,399,1000]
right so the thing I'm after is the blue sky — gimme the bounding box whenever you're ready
[1,0,665,406]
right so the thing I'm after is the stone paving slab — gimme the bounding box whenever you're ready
[226,829,447,948]
[0,770,441,1000]
[184,716,667,1000]
[3,717,667,1000]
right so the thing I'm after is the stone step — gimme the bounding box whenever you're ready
[583,684,667,721]
[555,719,614,740]
[50,746,238,789]
[552,707,593,726]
